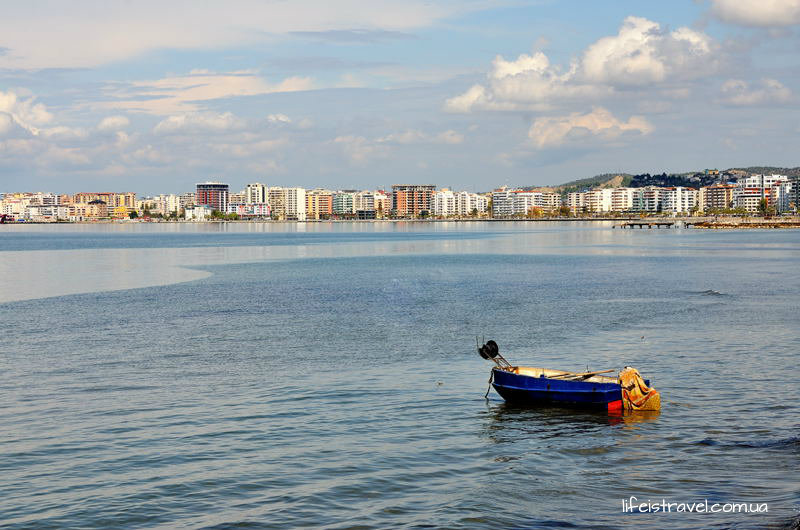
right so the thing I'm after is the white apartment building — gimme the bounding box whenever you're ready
[184,205,214,220]
[493,188,558,217]
[226,203,271,217]
[432,189,489,216]
[661,187,698,214]
[431,189,457,216]
[245,183,268,204]
[611,188,636,212]
[640,187,665,213]
[283,187,306,221]
[584,189,613,212]
[733,174,789,212]
[567,192,585,213]
[353,190,376,212]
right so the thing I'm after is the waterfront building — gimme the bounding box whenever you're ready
[566,191,586,214]
[539,192,560,213]
[24,205,69,222]
[790,177,800,212]
[583,189,613,213]
[184,204,214,220]
[229,191,246,204]
[703,183,735,211]
[774,180,794,213]
[245,183,268,204]
[333,191,356,216]
[179,192,196,210]
[611,188,636,212]
[285,187,306,221]
[392,184,435,217]
[73,192,136,218]
[661,187,698,214]
[732,174,788,212]
[196,182,229,212]
[431,189,457,216]
[68,200,108,221]
[491,188,556,217]
[306,189,334,220]
[138,194,181,216]
[268,187,285,219]
[267,187,307,221]
[640,186,665,213]
[373,191,390,218]
[226,203,271,218]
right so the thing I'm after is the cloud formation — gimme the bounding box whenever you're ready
[710,0,800,27]
[0,1,479,69]
[97,115,130,131]
[720,78,793,105]
[100,71,313,114]
[0,89,53,135]
[527,107,652,149]
[153,112,246,135]
[445,16,716,113]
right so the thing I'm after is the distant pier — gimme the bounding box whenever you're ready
[615,221,676,229]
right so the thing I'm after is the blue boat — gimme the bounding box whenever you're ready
[478,340,660,413]
[490,366,624,412]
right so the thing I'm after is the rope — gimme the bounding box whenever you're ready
[484,370,494,399]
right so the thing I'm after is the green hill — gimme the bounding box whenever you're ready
[547,174,633,194]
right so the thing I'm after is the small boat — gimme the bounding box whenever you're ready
[478,340,660,413]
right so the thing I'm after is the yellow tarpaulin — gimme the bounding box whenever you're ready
[619,367,661,411]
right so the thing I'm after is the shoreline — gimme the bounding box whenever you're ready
[3,215,800,227]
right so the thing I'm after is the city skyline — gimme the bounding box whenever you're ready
[2,1,800,194]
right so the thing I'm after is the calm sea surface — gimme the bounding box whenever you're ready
[1,222,798,530]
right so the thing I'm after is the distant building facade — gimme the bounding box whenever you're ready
[392,184,435,217]
[196,182,229,212]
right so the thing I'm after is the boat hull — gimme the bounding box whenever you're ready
[491,368,623,412]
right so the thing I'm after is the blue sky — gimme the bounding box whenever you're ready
[1,0,799,194]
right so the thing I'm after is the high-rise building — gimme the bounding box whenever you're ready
[284,187,306,221]
[333,191,356,215]
[703,184,735,211]
[391,184,435,217]
[196,182,229,212]
[245,183,268,204]
[306,189,333,220]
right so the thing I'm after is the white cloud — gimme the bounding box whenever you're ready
[435,130,464,144]
[446,16,716,113]
[527,106,653,149]
[0,1,479,69]
[97,115,130,131]
[582,17,712,85]
[98,71,313,114]
[0,113,13,135]
[267,114,292,124]
[377,129,427,144]
[720,78,792,105]
[153,112,246,135]
[211,138,288,157]
[377,129,465,145]
[334,135,388,164]
[40,126,89,140]
[0,89,53,135]
[710,0,800,27]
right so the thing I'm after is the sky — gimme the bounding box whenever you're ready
[1,0,799,194]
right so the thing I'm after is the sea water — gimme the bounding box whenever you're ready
[1,222,798,529]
